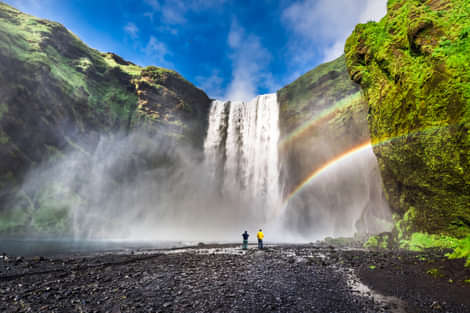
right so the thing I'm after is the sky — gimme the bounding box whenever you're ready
[5,0,387,101]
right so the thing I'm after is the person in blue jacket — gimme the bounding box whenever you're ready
[242,230,249,250]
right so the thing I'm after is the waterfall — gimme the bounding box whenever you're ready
[204,94,282,220]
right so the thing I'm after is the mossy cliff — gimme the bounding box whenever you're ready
[277,56,390,235]
[0,2,210,223]
[345,0,470,237]
[278,56,365,191]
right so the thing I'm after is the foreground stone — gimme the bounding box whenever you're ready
[0,245,469,312]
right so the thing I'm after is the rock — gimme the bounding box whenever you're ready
[431,301,442,310]
[0,2,211,231]
[345,0,470,236]
[14,256,24,264]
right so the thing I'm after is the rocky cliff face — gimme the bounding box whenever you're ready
[277,56,390,235]
[345,0,470,237]
[278,55,366,191]
[0,3,210,232]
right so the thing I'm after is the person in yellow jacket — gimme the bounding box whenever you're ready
[257,229,264,249]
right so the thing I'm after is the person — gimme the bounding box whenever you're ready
[257,229,264,249]
[242,231,249,250]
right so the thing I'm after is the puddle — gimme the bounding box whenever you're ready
[347,270,407,313]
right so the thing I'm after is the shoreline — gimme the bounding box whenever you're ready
[1,244,469,312]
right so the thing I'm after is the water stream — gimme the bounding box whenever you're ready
[204,94,282,221]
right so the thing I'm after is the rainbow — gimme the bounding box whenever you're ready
[282,124,451,206]
[283,140,372,205]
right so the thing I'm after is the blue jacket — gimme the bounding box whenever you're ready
[242,232,249,240]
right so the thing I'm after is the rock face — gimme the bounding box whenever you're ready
[345,0,470,237]
[278,55,366,191]
[277,56,390,236]
[0,3,210,231]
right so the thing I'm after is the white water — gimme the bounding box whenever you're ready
[204,94,391,241]
[204,94,282,221]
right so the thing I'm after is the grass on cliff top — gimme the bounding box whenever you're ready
[102,53,142,77]
[140,65,204,97]
[278,55,359,115]
[0,2,142,126]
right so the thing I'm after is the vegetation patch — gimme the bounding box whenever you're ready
[345,0,470,238]
[427,268,444,278]
[399,232,458,251]
[0,208,29,233]
[0,101,7,120]
[446,235,470,267]
[364,234,389,250]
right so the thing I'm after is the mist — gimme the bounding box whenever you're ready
[10,96,391,244]
[13,129,273,242]
[282,142,391,241]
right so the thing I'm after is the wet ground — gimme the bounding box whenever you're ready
[0,244,469,312]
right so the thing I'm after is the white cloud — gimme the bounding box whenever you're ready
[361,1,388,22]
[161,1,187,24]
[225,21,272,101]
[144,0,161,10]
[144,0,227,25]
[196,70,224,99]
[227,20,243,49]
[8,0,42,10]
[145,36,173,67]
[282,0,387,62]
[124,22,139,39]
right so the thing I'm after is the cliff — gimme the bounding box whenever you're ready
[345,0,470,237]
[0,2,210,233]
[277,56,390,235]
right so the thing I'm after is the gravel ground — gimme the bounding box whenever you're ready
[0,244,469,313]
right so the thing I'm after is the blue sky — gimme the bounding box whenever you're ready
[5,0,386,101]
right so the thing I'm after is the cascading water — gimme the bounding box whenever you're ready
[204,94,282,221]
[204,93,391,240]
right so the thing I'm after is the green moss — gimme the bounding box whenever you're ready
[394,207,418,240]
[0,130,8,144]
[278,55,360,124]
[427,268,444,278]
[0,2,212,234]
[345,0,470,237]
[141,65,176,80]
[0,2,141,131]
[102,53,142,77]
[364,236,379,248]
[400,232,459,251]
[446,235,470,267]
[29,184,82,234]
[0,101,7,120]
[364,234,389,249]
[0,208,29,232]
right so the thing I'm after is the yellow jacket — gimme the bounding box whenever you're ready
[257,231,264,240]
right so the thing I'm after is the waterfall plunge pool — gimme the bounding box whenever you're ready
[0,238,188,257]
